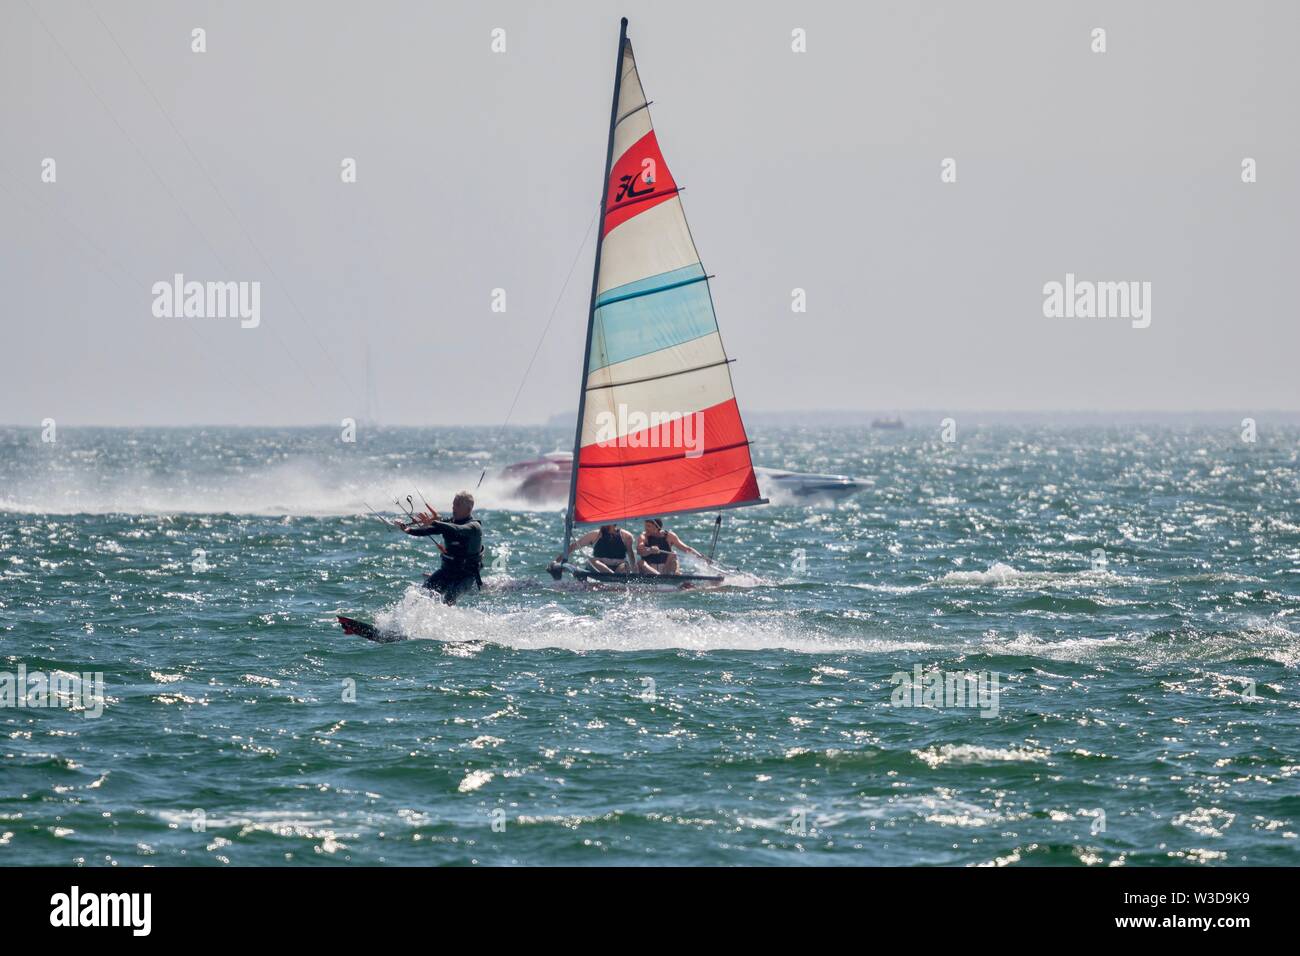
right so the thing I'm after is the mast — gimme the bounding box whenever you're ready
[561,16,628,559]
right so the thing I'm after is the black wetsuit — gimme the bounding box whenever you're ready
[406,515,483,604]
[592,528,629,567]
[643,530,671,566]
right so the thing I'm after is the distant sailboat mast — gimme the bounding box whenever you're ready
[559,18,765,560]
[363,340,379,427]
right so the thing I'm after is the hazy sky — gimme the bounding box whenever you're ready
[3,0,1297,425]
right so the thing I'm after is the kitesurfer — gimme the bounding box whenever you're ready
[401,491,483,604]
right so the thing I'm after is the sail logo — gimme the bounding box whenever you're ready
[1042,273,1151,328]
[614,170,655,203]
[49,886,151,936]
[151,273,261,328]
[593,405,704,458]
[889,665,1000,718]
[0,664,105,718]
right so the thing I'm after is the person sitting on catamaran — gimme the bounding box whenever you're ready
[400,490,483,604]
[637,518,704,575]
[557,524,636,574]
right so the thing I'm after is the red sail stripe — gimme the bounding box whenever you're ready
[603,129,677,237]
[575,446,761,524]
[578,398,749,468]
[574,398,761,523]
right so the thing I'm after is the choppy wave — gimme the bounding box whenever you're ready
[359,584,1300,665]
[0,461,555,517]
[374,586,910,654]
[934,562,1144,589]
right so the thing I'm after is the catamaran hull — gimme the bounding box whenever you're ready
[551,562,722,588]
[573,569,723,587]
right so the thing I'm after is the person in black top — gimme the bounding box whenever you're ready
[400,490,484,604]
[637,517,704,575]
[556,524,636,574]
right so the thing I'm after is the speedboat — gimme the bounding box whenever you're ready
[498,451,572,504]
[754,467,870,502]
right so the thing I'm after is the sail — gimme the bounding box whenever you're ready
[570,34,762,525]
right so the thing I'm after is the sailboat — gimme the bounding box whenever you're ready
[549,18,766,586]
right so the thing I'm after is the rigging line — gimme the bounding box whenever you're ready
[578,439,753,469]
[21,0,334,412]
[85,0,366,413]
[615,101,653,127]
[475,202,600,488]
[586,358,734,392]
[0,178,284,412]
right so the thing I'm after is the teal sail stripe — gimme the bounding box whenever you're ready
[596,271,709,308]
[595,263,705,306]
[590,266,718,371]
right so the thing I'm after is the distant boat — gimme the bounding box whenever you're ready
[871,415,904,430]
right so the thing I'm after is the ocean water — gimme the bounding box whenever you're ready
[1,423,1297,866]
